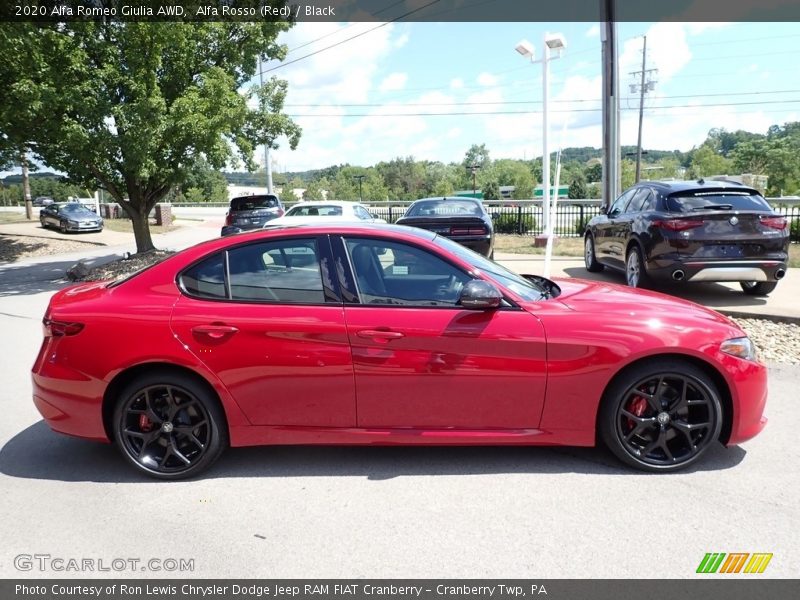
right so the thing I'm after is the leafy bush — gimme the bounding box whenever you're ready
[493,213,537,234]
[791,217,800,242]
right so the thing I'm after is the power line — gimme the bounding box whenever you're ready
[284,89,800,108]
[259,0,442,76]
[285,98,800,117]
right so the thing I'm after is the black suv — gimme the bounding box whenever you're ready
[584,180,789,295]
[221,194,284,236]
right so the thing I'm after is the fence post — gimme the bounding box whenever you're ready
[389,206,393,222]
[579,205,585,234]
[517,205,523,235]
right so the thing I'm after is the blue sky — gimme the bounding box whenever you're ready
[258,21,800,173]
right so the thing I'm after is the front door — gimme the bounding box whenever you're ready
[336,236,547,429]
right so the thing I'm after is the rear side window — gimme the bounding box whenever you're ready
[179,239,332,304]
[180,253,226,299]
[230,195,281,211]
[666,193,772,212]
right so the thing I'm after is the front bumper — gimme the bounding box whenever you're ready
[66,222,103,232]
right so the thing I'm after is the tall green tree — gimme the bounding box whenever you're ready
[687,144,732,179]
[2,20,300,252]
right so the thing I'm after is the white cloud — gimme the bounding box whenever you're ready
[450,77,464,89]
[379,72,408,92]
[477,72,498,87]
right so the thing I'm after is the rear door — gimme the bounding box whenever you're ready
[170,235,356,427]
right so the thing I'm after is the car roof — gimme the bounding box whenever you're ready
[413,196,481,203]
[289,201,361,207]
[635,179,760,195]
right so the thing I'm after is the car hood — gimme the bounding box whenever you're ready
[550,277,735,326]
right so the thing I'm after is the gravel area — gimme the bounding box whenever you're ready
[0,233,104,262]
[730,317,800,365]
[68,250,174,282]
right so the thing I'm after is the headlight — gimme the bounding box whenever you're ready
[721,337,758,361]
[68,220,79,226]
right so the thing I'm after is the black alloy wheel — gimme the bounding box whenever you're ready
[59,220,68,233]
[600,360,722,472]
[113,372,227,479]
[740,281,778,296]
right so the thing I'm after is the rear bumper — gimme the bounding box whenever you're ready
[445,235,493,257]
[647,259,787,283]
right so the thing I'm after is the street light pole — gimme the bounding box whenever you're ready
[468,164,480,195]
[353,175,365,202]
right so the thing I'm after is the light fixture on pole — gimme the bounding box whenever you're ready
[516,33,566,277]
[353,175,366,202]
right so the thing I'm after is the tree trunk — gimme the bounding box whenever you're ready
[21,152,32,220]
[129,208,155,254]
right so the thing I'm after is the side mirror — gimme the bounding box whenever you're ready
[458,280,503,310]
[600,205,608,215]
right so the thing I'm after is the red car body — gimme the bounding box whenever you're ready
[31,224,767,476]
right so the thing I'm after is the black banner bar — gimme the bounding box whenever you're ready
[4,580,800,600]
[3,0,800,23]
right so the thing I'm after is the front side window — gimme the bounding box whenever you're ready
[609,189,636,215]
[354,206,373,220]
[344,238,471,306]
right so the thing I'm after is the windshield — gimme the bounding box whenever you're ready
[433,235,548,301]
[667,193,772,212]
[286,204,344,217]
[61,204,92,214]
[230,195,280,211]
[407,199,482,217]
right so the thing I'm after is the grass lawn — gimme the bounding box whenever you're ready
[0,211,29,224]
[495,234,800,267]
[103,219,179,235]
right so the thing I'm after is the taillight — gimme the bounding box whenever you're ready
[450,225,487,236]
[43,318,84,337]
[653,219,704,231]
[276,207,285,217]
[224,212,232,226]
[760,216,787,230]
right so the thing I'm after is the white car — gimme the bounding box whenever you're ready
[265,201,387,227]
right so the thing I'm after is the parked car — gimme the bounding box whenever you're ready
[32,196,54,207]
[584,180,789,295]
[221,194,284,236]
[396,196,495,258]
[266,201,387,227]
[32,223,766,479]
[39,202,104,233]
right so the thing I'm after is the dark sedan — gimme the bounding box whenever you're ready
[396,197,495,258]
[221,194,284,236]
[40,202,104,233]
[584,180,789,295]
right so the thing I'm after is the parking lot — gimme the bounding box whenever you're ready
[0,217,798,579]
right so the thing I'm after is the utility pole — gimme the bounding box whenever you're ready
[21,151,32,220]
[353,175,365,202]
[630,36,657,183]
[468,164,480,195]
[258,56,274,195]
[600,3,620,208]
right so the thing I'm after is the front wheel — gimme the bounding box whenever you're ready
[599,360,723,472]
[740,281,777,296]
[112,371,228,480]
[584,234,604,272]
[59,220,68,234]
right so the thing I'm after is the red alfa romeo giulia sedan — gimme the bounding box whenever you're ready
[32,224,767,479]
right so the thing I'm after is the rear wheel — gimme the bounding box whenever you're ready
[740,281,777,296]
[599,360,723,472]
[584,234,604,272]
[625,245,650,288]
[113,371,228,480]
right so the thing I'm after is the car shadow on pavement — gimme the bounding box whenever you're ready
[562,267,769,308]
[0,253,122,297]
[0,421,746,483]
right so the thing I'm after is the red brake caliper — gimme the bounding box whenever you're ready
[139,414,153,432]
[627,393,648,428]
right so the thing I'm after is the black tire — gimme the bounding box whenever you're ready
[625,244,650,288]
[489,250,495,261]
[740,281,778,296]
[112,370,228,480]
[584,234,604,272]
[40,218,47,229]
[599,359,723,472]
[59,220,68,234]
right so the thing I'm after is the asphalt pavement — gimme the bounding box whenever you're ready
[0,218,798,579]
